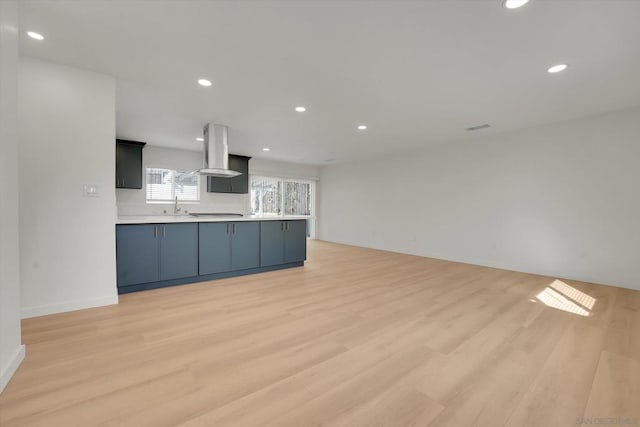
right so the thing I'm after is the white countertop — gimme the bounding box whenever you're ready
[116,215,309,224]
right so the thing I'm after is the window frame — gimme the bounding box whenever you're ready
[250,175,316,217]
[145,167,201,204]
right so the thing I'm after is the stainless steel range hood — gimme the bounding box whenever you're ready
[196,123,241,178]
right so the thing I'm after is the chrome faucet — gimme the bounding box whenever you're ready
[173,196,182,214]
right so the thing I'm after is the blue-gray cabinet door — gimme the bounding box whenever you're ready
[159,223,199,281]
[260,221,284,267]
[199,222,231,275]
[116,224,159,286]
[231,222,260,271]
[284,220,307,263]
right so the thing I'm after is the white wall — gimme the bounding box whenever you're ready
[19,57,118,318]
[250,158,320,181]
[0,0,25,393]
[320,107,640,290]
[116,147,320,215]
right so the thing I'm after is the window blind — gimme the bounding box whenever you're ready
[146,168,199,203]
[283,181,313,216]
[250,175,315,217]
[251,175,282,215]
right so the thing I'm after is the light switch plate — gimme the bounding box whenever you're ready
[83,184,99,197]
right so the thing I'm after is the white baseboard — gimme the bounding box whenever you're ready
[21,294,119,319]
[0,344,25,394]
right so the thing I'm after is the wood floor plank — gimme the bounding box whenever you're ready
[264,345,437,427]
[504,321,607,427]
[325,377,444,427]
[603,289,640,363]
[583,351,640,421]
[0,240,635,427]
[425,344,537,426]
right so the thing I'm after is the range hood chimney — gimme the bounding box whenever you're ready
[196,123,242,178]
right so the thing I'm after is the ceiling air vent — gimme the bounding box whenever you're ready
[466,124,491,131]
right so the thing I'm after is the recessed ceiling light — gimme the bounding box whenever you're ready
[262,147,271,152]
[547,64,568,74]
[295,106,306,113]
[357,125,367,130]
[503,0,530,9]
[196,137,204,142]
[197,79,212,87]
[27,31,44,41]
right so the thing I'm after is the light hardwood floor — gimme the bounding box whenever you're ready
[1,240,638,426]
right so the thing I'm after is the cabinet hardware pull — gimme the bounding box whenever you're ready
[281,222,284,231]
[154,226,157,238]
[226,223,229,234]
[233,224,236,233]
[286,222,289,231]
[163,225,166,238]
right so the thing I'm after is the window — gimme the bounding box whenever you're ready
[251,175,315,216]
[251,175,317,237]
[251,176,282,216]
[146,168,200,203]
[283,181,313,216]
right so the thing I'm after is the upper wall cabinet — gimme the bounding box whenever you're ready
[207,154,251,194]
[116,139,146,189]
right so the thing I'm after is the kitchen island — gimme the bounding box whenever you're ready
[115,215,307,294]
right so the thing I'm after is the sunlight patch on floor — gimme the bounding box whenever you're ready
[549,279,596,309]
[535,279,596,317]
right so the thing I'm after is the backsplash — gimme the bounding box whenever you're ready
[116,192,250,216]
[116,145,250,217]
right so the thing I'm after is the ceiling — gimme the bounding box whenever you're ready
[18,0,640,165]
